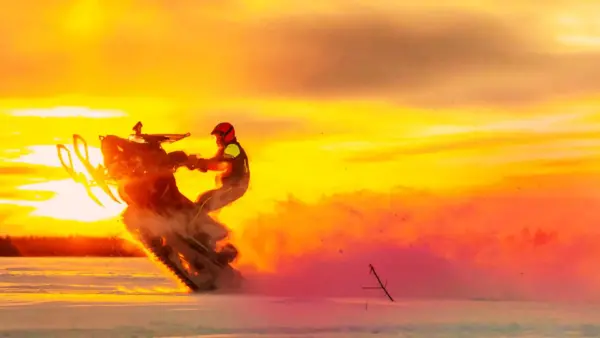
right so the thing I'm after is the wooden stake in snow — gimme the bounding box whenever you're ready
[362,264,395,302]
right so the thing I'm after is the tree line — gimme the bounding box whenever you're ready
[0,235,145,257]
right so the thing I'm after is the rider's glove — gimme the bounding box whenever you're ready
[196,158,209,172]
[187,155,208,172]
[183,154,196,169]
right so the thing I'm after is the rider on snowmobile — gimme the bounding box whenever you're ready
[185,122,250,213]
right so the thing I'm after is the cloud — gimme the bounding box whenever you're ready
[171,108,317,142]
[0,164,65,201]
[0,165,45,176]
[1,2,599,107]
[234,173,600,301]
[0,164,67,180]
[0,204,37,235]
[235,11,532,96]
[234,10,600,106]
[344,129,600,162]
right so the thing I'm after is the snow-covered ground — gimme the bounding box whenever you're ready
[0,258,599,337]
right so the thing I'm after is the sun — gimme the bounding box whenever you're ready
[18,180,125,222]
[9,144,125,222]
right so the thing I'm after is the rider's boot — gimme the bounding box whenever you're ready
[215,243,238,265]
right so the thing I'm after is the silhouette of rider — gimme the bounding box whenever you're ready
[186,122,250,214]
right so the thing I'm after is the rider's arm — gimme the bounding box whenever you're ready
[204,144,240,171]
[190,144,239,172]
[203,158,229,171]
[167,151,189,167]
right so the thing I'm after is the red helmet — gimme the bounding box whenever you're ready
[211,122,235,143]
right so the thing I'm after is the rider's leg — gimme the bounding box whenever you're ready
[189,184,245,243]
[195,183,248,213]
[195,188,219,213]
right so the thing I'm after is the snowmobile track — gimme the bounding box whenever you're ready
[141,236,202,293]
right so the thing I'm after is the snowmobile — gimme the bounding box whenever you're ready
[55,121,243,292]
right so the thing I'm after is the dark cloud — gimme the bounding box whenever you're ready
[234,11,600,106]
[236,12,531,96]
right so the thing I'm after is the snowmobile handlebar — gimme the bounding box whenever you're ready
[167,152,210,173]
[167,151,193,170]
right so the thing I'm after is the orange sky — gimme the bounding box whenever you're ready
[3,1,600,282]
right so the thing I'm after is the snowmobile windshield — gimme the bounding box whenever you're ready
[128,135,147,144]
